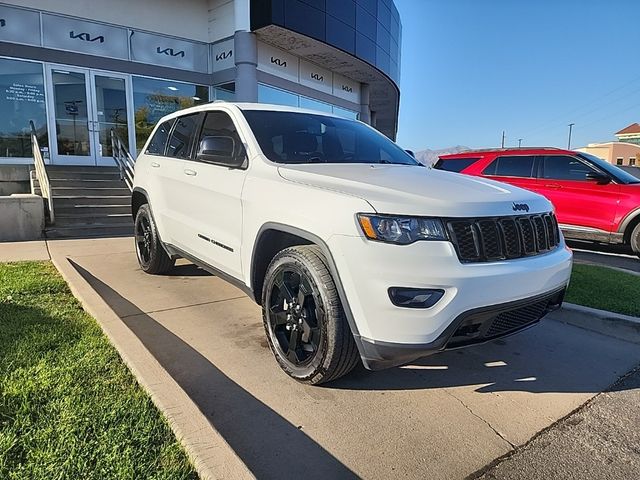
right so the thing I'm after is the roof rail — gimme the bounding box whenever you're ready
[459,146,565,154]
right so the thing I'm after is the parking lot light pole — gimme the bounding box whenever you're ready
[568,123,575,150]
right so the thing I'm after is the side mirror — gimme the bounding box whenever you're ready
[197,136,245,168]
[405,149,415,158]
[585,171,611,184]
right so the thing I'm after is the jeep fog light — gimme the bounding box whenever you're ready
[388,287,445,308]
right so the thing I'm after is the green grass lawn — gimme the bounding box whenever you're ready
[566,263,640,317]
[0,261,196,480]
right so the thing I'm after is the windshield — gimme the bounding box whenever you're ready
[577,152,640,184]
[241,110,420,166]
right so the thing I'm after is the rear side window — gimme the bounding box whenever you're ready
[483,155,536,178]
[542,155,596,181]
[166,113,201,159]
[433,157,480,172]
[146,120,174,155]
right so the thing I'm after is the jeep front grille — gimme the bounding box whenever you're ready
[446,212,560,263]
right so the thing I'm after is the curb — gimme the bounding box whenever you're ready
[50,255,254,480]
[548,302,640,344]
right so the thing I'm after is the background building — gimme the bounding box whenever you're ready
[614,123,640,145]
[577,142,640,166]
[0,0,401,166]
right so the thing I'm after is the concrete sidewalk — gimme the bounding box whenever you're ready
[2,237,640,479]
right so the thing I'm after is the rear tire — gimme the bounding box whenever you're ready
[262,245,360,384]
[631,222,640,258]
[134,204,175,274]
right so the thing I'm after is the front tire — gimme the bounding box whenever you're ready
[134,204,175,274]
[262,245,360,384]
[631,222,640,258]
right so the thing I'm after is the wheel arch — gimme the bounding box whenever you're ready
[619,207,640,243]
[131,187,149,219]
[250,223,362,340]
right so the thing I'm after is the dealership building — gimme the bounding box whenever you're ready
[0,0,402,167]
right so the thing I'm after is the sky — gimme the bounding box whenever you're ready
[394,0,640,152]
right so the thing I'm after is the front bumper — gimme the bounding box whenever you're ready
[359,286,565,370]
[327,234,573,369]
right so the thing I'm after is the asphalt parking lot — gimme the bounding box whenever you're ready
[44,238,640,479]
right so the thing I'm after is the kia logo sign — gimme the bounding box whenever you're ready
[69,30,104,43]
[270,56,287,67]
[512,203,530,212]
[215,50,232,61]
[342,85,353,93]
[0,19,6,27]
[157,47,185,58]
[311,73,324,82]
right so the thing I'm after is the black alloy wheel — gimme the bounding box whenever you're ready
[135,213,153,268]
[262,245,360,384]
[268,266,321,366]
[134,204,175,274]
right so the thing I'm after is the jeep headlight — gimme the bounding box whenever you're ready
[357,214,448,245]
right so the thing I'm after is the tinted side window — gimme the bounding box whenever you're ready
[146,120,174,155]
[199,111,241,144]
[166,114,201,159]
[483,155,536,178]
[543,155,596,181]
[433,157,480,172]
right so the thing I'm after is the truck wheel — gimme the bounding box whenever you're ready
[134,204,175,274]
[262,245,360,384]
[631,223,640,258]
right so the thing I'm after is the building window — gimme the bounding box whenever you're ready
[0,58,47,158]
[132,76,208,152]
[214,83,235,102]
[257,83,359,120]
[631,158,636,166]
[616,157,624,165]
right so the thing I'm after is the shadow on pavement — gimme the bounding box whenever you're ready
[68,259,357,480]
[329,329,640,394]
[167,263,213,277]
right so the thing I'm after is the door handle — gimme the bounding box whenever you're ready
[184,169,197,176]
[544,184,561,189]
[150,162,160,168]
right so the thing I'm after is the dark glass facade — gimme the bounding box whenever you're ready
[251,0,401,85]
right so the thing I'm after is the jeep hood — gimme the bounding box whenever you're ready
[278,164,552,217]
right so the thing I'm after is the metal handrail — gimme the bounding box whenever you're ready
[29,120,54,224]
[110,129,135,192]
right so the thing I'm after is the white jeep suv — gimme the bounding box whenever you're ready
[132,102,573,384]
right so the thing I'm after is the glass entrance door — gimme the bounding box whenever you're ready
[91,72,131,166]
[45,66,133,166]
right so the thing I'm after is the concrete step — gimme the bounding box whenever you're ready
[51,187,131,196]
[48,178,128,188]
[46,171,123,181]
[54,204,131,216]
[53,195,130,207]
[46,165,119,173]
[54,213,133,227]
[45,223,134,239]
